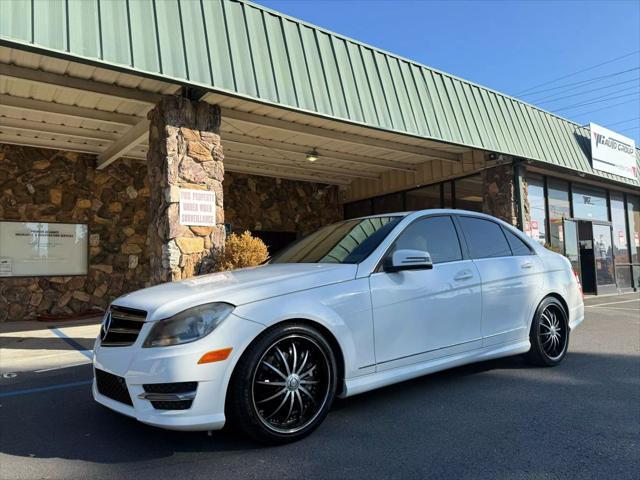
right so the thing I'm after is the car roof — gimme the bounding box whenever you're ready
[352,209,503,221]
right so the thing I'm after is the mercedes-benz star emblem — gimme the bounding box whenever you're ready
[101,312,112,341]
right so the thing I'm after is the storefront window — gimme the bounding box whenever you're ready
[454,174,483,213]
[344,199,372,219]
[372,192,403,215]
[610,192,630,263]
[611,192,632,289]
[443,182,453,208]
[572,184,608,221]
[406,184,441,211]
[628,195,640,265]
[547,178,570,253]
[526,174,547,245]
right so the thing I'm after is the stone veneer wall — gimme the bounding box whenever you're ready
[224,172,342,237]
[482,162,520,226]
[146,97,225,283]
[0,145,150,321]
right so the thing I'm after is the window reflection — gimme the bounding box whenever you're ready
[405,184,441,211]
[454,174,483,212]
[572,184,608,221]
[526,174,546,245]
[547,179,569,253]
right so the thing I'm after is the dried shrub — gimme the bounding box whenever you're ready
[216,231,269,271]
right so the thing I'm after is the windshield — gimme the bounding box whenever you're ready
[270,216,403,264]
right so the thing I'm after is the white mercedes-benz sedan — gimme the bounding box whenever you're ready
[93,209,584,443]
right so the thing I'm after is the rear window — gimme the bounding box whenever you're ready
[503,229,533,256]
[458,216,511,259]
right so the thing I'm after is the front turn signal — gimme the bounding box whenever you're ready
[198,347,233,364]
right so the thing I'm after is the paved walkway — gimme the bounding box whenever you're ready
[0,318,101,374]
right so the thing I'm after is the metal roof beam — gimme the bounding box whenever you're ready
[225,161,350,186]
[220,129,417,172]
[96,119,150,169]
[224,151,379,179]
[0,64,161,105]
[220,108,461,162]
[0,94,141,126]
[0,117,120,142]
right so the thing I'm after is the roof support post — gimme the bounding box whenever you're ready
[513,159,528,232]
[146,96,225,284]
[481,155,520,226]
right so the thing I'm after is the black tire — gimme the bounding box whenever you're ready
[525,296,569,367]
[227,323,338,444]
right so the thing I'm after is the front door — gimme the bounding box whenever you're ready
[563,219,580,279]
[578,221,596,294]
[369,215,482,371]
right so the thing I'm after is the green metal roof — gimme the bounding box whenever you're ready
[1,0,638,186]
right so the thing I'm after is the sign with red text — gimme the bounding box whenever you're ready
[179,188,216,226]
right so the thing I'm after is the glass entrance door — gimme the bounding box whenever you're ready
[563,219,580,278]
[592,223,616,294]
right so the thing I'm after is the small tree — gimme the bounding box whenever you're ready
[217,231,269,271]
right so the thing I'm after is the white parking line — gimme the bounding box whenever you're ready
[585,298,640,308]
[35,360,92,373]
[587,306,639,311]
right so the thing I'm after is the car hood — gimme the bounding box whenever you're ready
[112,263,357,321]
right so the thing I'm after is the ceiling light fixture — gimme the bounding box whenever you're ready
[306,149,319,162]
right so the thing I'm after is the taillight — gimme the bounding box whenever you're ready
[573,270,583,298]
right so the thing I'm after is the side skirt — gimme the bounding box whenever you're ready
[340,340,531,398]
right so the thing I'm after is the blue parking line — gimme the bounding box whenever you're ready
[48,327,94,360]
[0,380,93,398]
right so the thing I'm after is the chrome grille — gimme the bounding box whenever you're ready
[100,305,147,347]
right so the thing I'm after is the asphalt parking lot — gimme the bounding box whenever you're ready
[0,293,638,480]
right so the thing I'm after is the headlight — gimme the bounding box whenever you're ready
[143,303,234,348]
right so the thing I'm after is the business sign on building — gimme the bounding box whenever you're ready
[0,222,88,277]
[590,123,638,180]
[179,188,216,226]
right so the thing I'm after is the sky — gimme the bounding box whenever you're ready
[255,0,640,145]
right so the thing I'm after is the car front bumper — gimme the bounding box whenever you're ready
[92,313,264,431]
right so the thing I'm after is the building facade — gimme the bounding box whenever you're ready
[0,0,638,321]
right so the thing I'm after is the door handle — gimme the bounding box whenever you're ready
[521,261,534,269]
[454,270,473,281]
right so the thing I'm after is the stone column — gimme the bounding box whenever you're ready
[482,161,520,226]
[146,96,225,284]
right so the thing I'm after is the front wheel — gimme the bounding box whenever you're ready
[227,323,338,444]
[525,297,569,366]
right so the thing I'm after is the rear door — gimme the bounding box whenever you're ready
[370,215,482,370]
[456,216,544,346]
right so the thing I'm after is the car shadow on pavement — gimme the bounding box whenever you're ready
[0,351,638,466]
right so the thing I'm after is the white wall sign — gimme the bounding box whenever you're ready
[0,222,88,277]
[179,188,216,226]
[590,122,638,180]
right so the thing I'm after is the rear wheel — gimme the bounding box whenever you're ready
[525,297,569,366]
[227,323,337,444]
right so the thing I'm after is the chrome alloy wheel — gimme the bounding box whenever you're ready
[251,334,331,434]
[539,305,567,361]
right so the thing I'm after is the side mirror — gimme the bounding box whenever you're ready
[383,249,433,273]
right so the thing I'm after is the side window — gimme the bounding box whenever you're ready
[394,216,462,264]
[503,228,533,256]
[458,216,512,259]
